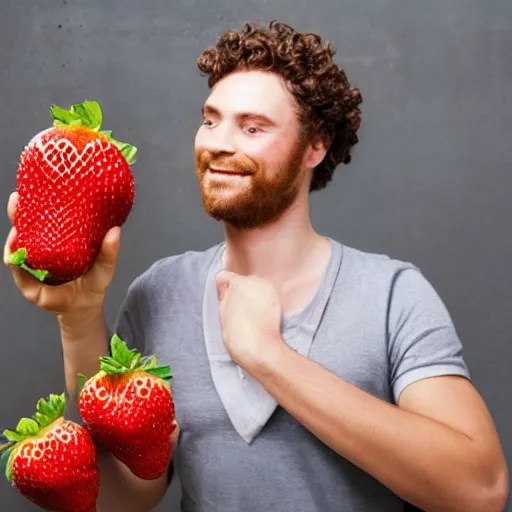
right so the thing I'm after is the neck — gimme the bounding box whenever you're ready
[222,194,329,289]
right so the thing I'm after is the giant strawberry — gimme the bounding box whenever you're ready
[0,393,99,512]
[9,100,136,284]
[78,333,176,480]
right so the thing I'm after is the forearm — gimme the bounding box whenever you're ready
[96,444,168,512]
[58,310,109,398]
[251,343,501,512]
[58,312,169,512]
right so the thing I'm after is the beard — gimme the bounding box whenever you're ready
[194,140,308,229]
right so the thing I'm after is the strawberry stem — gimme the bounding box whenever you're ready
[1,393,67,480]
[3,393,66,443]
[145,366,173,380]
[50,100,138,165]
[0,434,15,454]
[96,334,173,381]
[8,248,50,282]
[0,443,15,480]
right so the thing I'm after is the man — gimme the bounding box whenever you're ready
[4,20,509,512]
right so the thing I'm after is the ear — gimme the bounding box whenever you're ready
[303,136,330,169]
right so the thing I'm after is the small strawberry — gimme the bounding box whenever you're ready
[0,393,99,512]
[9,100,136,284]
[78,333,176,480]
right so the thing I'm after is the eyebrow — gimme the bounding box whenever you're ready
[201,104,278,127]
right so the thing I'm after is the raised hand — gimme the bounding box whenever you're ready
[4,191,121,323]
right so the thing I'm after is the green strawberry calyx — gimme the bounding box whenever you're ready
[0,393,66,480]
[77,333,173,396]
[50,100,138,165]
[8,248,49,282]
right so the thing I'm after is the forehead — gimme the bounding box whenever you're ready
[204,70,297,121]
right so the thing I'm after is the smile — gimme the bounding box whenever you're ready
[208,168,250,176]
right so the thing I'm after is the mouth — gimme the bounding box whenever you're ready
[207,167,250,177]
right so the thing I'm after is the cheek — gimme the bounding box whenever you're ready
[238,135,293,169]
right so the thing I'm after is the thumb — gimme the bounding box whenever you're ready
[7,191,18,225]
[95,226,121,268]
[84,227,122,290]
[216,270,238,301]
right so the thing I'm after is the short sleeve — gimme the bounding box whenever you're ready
[388,267,471,403]
[108,276,147,355]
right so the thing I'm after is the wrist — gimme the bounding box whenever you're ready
[57,308,105,338]
[247,334,292,379]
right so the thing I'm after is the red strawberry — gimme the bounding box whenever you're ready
[78,334,176,480]
[8,100,136,285]
[0,393,99,512]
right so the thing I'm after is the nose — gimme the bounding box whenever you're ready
[202,122,236,155]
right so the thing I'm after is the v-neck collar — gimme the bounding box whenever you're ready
[202,238,343,443]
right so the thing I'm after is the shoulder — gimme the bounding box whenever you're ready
[333,240,452,320]
[334,242,470,399]
[125,242,223,298]
[341,242,447,309]
[339,241,421,289]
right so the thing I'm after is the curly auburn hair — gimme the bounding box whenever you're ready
[196,20,363,192]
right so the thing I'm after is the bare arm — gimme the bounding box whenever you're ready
[250,342,509,512]
[59,312,109,398]
[96,444,170,512]
[59,313,171,512]
[5,191,173,511]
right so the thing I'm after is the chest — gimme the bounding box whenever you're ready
[144,291,392,437]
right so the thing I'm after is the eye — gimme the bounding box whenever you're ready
[245,126,261,135]
[202,118,214,127]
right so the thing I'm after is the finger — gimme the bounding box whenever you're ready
[10,265,44,303]
[216,269,241,287]
[3,227,16,266]
[3,227,46,299]
[96,226,121,267]
[170,421,180,441]
[5,252,46,303]
[104,226,121,257]
[216,270,234,301]
[83,226,122,289]
[170,421,180,450]
[7,191,18,224]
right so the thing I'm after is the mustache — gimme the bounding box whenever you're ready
[196,151,257,175]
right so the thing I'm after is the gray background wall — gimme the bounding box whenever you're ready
[0,1,510,510]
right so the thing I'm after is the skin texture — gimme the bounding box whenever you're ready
[195,72,310,230]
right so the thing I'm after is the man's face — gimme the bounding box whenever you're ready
[194,70,310,229]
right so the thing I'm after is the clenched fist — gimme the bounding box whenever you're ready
[215,270,286,372]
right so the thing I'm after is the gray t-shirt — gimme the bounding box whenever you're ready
[113,238,470,512]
